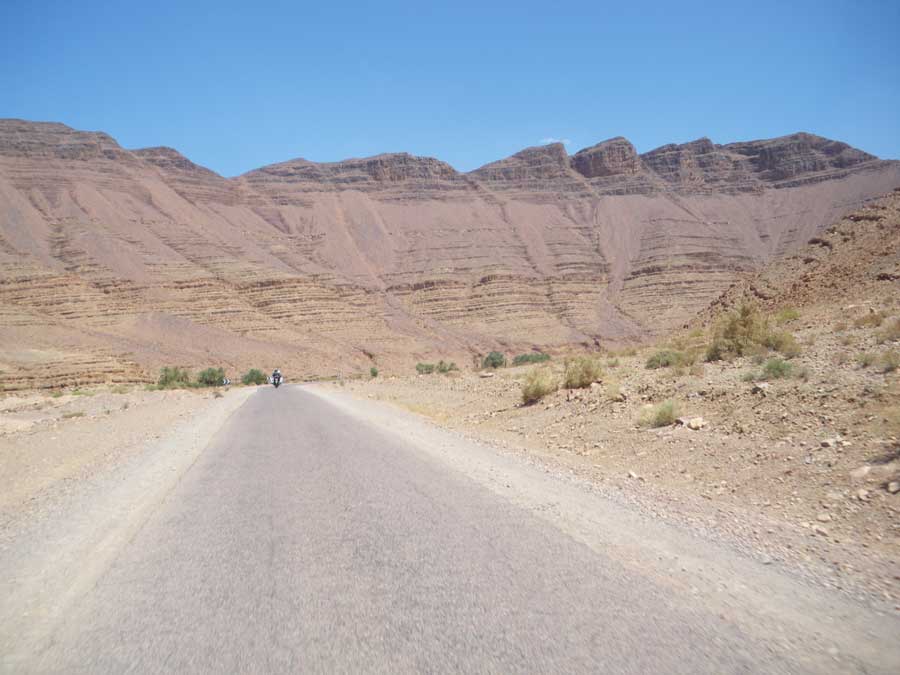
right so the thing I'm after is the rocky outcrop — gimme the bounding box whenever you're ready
[571,137,641,178]
[1,119,898,388]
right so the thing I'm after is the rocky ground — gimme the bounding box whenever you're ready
[334,302,900,612]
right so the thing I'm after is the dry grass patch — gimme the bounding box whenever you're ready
[854,311,886,329]
[877,318,900,344]
[638,400,679,428]
[563,356,604,389]
[521,367,558,404]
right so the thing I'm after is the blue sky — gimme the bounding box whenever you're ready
[2,0,898,176]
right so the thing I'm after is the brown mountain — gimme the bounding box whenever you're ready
[1,119,898,389]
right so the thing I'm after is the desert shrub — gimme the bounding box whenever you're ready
[645,349,686,369]
[638,400,679,428]
[110,384,132,395]
[854,311,886,328]
[158,366,191,389]
[775,308,800,325]
[689,363,705,377]
[741,370,757,382]
[51,391,64,398]
[437,360,458,374]
[857,352,876,368]
[604,379,625,401]
[197,367,226,387]
[482,351,507,369]
[876,318,900,344]
[62,411,85,419]
[834,321,848,332]
[706,304,800,360]
[563,356,603,389]
[879,350,900,373]
[416,362,436,375]
[761,358,793,380]
[513,352,550,366]
[241,369,268,385]
[521,367,557,404]
[606,357,620,368]
[766,330,801,358]
[370,367,379,378]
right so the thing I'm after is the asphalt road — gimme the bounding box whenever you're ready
[9,386,899,673]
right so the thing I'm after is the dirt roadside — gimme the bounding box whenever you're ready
[0,386,257,518]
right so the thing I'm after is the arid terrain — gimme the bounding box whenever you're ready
[332,191,900,608]
[2,119,899,390]
[1,118,899,669]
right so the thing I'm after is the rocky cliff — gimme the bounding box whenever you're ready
[1,119,898,388]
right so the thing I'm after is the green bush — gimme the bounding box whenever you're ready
[563,356,603,389]
[638,400,679,428]
[645,349,686,369]
[416,362,436,375]
[437,360,458,373]
[482,351,507,369]
[765,330,801,358]
[521,367,557,404]
[760,358,793,380]
[241,369,268,385]
[370,366,379,378]
[513,352,550,366]
[197,367,226,387]
[158,366,191,389]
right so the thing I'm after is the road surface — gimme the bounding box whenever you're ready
[2,385,899,673]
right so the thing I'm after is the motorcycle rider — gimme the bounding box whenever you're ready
[272,368,282,385]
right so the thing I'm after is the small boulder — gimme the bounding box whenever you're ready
[751,383,770,395]
[887,481,900,494]
[816,513,832,523]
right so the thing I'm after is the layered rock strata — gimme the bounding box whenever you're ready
[1,119,898,388]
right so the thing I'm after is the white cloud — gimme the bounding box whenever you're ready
[539,137,571,145]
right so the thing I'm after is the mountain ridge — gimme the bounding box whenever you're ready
[1,118,898,389]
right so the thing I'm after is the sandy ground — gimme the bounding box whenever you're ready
[0,386,253,518]
[331,309,900,612]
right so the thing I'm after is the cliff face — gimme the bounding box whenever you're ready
[1,119,898,388]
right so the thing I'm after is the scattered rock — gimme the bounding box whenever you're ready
[856,489,869,502]
[887,481,900,494]
[812,524,829,536]
[676,416,707,430]
[816,513,832,523]
[478,372,494,378]
[751,383,770,395]
[849,465,871,480]
[821,438,838,448]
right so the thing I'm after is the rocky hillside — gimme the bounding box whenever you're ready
[1,119,898,389]
[699,189,900,321]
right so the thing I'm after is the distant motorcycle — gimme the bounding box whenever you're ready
[272,371,283,388]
